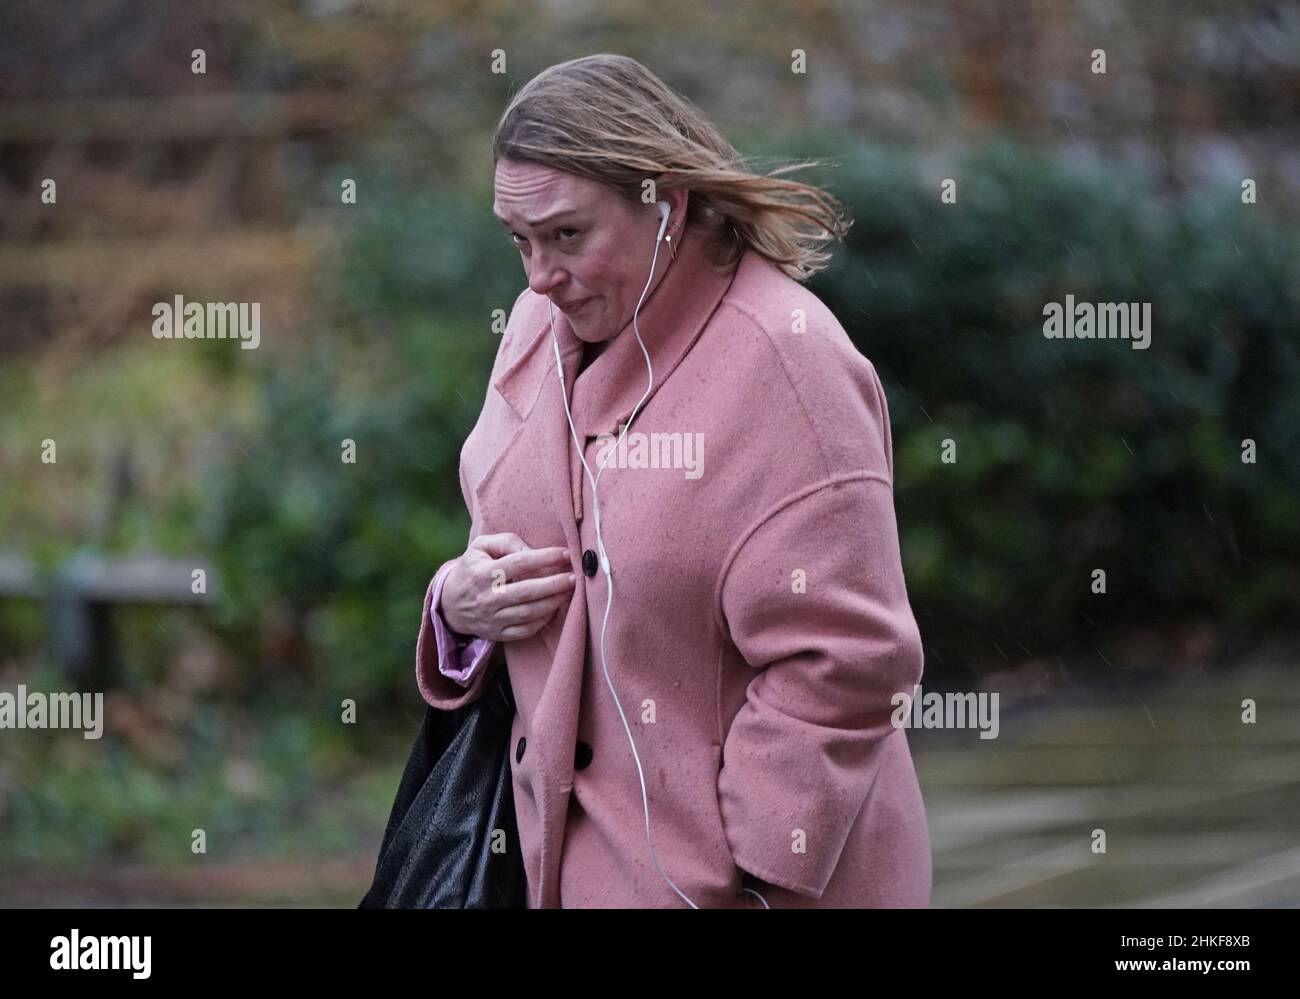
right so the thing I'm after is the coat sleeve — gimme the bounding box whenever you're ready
[715,471,924,899]
[427,559,496,686]
[416,557,504,709]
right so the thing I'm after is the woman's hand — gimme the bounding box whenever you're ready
[439,533,576,642]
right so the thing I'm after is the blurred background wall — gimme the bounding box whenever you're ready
[1,0,1297,906]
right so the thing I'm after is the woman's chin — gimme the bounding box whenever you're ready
[575,325,613,344]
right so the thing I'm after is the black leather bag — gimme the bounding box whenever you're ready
[359,663,528,908]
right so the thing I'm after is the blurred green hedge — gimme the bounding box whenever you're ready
[803,135,1300,659]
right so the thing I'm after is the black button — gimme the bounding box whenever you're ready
[582,549,598,576]
[515,736,526,764]
[574,741,593,770]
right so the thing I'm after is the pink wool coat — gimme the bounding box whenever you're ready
[415,222,932,908]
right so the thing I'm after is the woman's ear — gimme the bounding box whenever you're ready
[673,191,690,227]
[653,172,689,224]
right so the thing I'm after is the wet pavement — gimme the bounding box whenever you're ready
[916,664,1300,907]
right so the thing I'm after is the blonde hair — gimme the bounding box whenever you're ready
[491,54,853,282]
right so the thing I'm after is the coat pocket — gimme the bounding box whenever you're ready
[707,743,748,904]
[710,742,780,908]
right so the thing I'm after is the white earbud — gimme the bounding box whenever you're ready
[656,199,670,243]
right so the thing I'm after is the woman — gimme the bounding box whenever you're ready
[416,54,931,908]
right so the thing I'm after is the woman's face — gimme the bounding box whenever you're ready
[493,158,685,345]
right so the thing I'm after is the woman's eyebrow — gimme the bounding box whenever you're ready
[493,207,579,228]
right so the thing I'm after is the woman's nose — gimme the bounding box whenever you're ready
[528,260,568,298]
[527,240,576,292]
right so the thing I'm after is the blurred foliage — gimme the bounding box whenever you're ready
[185,160,525,705]
[2,656,403,873]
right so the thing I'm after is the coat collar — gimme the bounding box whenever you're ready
[492,222,743,441]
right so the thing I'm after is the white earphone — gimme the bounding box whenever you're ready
[546,200,770,910]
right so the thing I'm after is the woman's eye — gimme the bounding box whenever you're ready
[508,228,577,248]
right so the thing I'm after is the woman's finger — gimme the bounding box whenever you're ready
[471,532,527,559]
[495,545,571,582]
[495,590,572,626]
[493,569,576,605]
[497,609,562,642]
